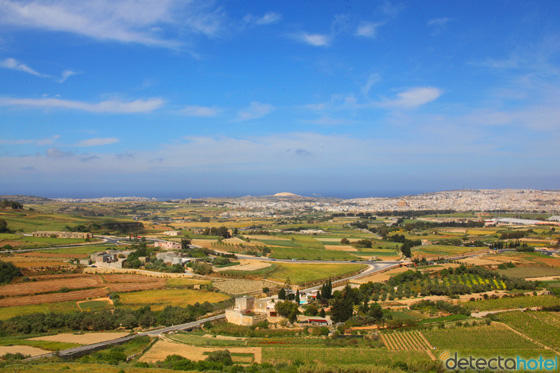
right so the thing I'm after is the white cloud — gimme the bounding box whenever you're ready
[0,134,59,145]
[0,57,46,76]
[243,12,281,26]
[236,102,274,121]
[178,105,220,117]
[362,73,381,96]
[0,96,164,113]
[304,116,354,126]
[57,70,80,83]
[46,147,73,158]
[355,22,384,38]
[0,0,226,49]
[75,137,119,147]
[427,17,451,27]
[293,32,330,47]
[380,87,442,109]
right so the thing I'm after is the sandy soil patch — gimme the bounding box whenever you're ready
[30,332,129,345]
[315,238,344,243]
[223,237,248,245]
[214,261,272,272]
[140,340,261,363]
[325,245,357,252]
[191,239,216,249]
[0,345,49,357]
[353,267,409,284]
[523,276,560,281]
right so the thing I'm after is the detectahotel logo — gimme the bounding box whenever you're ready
[439,351,558,371]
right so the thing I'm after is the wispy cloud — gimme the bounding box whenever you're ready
[0,134,59,145]
[236,102,274,121]
[0,0,226,49]
[355,22,384,38]
[380,87,442,109]
[75,137,119,147]
[178,105,220,117]
[293,32,331,47]
[243,12,281,26]
[0,57,46,77]
[46,147,74,158]
[362,73,381,96]
[304,116,354,126]
[427,17,451,27]
[57,70,80,83]
[0,96,164,113]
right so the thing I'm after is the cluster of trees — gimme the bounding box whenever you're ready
[0,260,22,284]
[388,235,421,257]
[410,300,470,316]
[0,302,219,335]
[64,223,101,232]
[500,230,529,239]
[202,226,231,238]
[0,199,23,210]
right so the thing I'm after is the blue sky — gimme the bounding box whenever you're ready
[1,0,559,198]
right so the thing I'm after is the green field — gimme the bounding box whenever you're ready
[0,301,80,320]
[266,263,366,284]
[37,245,114,255]
[168,333,247,347]
[463,295,560,312]
[263,347,434,370]
[0,336,80,351]
[412,245,484,257]
[497,266,560,279]
[269,246,358,260]
[423,323,552,358]
[497,311,560,350]
[78,300,113,311]
[119,288,230,311]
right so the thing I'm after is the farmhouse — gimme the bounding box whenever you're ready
[225,296,276,326]
[89,250,133,268]
[164,230,182,236]
[154,240,181,250]
[33,231,92,239]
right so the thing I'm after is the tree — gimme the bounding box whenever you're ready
[340,238,350,244]
[319,308,326,318]
[278,288,286,300]
[0,260,22,284]
[275,301,299,323]
[181,237,191,250]
[330,297,353,323]
[295,289,300,304]
[0,219,9,233]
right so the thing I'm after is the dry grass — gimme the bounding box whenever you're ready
[0,275,103,297]
[139,340,261,363]
[0,345,49,357]
[352,267,408,284]
[30,332,129,345]
[324,245,357,252]
[0,288,108,307]
[119,289,230,311]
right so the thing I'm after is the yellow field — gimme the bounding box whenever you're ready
[165,278,212,287]
[119,289,230,310]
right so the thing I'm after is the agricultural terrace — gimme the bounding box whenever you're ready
[221,262,367,285]
[464,295,560,312]
[423,323,555,359]
[119,288,230,311]
[496,311,560,351]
